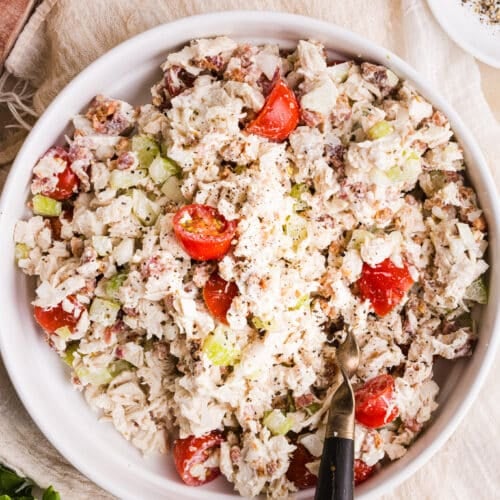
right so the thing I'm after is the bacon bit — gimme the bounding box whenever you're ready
[197,55,226,73]
[256,72,274,97]
[68,144,93,170]
[325,143,346,170]
[164,66,196,98]
[86,95,116,132]
[301,108,323,127]
[115,346,124,359]
[294,393,315,409]
[141,255,166,278]
[454,338,476,358]
[123,306,138,317]
[49,217,62,240]
[224,44,254,82]
[266,462,278,475]
[404,418,423,433]
[229,446,241,464]
[85,95,131,135]
[361,62,397,97]
[117,151,135,170]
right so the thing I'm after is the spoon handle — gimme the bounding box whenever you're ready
[314,436,354,500]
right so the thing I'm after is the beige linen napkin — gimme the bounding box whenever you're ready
[1,1,499,499]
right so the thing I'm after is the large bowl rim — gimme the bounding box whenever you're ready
[1,10,499,500]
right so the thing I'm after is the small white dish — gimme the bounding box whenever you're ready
[427,0,500,68]
[0,11,499,500]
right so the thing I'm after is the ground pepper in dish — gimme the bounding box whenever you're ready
[461,0,500,25]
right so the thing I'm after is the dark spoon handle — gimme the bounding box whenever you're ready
[314,436,354,500]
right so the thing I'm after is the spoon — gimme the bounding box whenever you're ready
[315,330,360,500]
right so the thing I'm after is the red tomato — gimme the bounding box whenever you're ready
[354,459,375,486]
[33,296,84,335]
[357,258,414,316]
[173,430,224,486]
[203,272,239,324]
[173,204,238,261]
[39,147,80,201]
[245,78,299,141]
[355,374,399,428]
[286,443,317,490]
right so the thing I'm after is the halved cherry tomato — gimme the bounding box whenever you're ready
[203,272,239,324]
[357,258,414,316]
[354,459,375,486]
[173,430,224,486]
[355,374,399,428]
[286,443,317,490]
[245,78,299,141]
[173,204,238,261]
[39,147,80,201]
[33,295,84,335]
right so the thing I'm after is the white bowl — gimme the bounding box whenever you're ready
[0,11,499,500]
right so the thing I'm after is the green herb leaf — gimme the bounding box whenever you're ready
[42,486,60,500]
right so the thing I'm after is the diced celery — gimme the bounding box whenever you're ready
[464,277,488,304]
[109,169,148,190]
[290,183,309,199]
[75,366,113,386]
[289,294,311,311]
[63,341,80,366]
[328,61,351,83]
[55,326,72,339]
[305,402,321,415]
[131,189,160,226]
[15,243,30,261]
[348,229,373,250]
[105,272,128,300]
[108,359,135,377]
[161,175,184,203]
[403,150,420,161]
[286,391,296,412]
[32,194,62,217]
[251,316,276,333]
[202,331,240,366]
[148,155,180,184]
[132,135,160,168]
[263,409,293,436]
[367,120,394,140]
[283,214,307,249]
[386,157,421,184]
[89,298,120,326]
[290,183,309,212]
[92,235,112,256]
